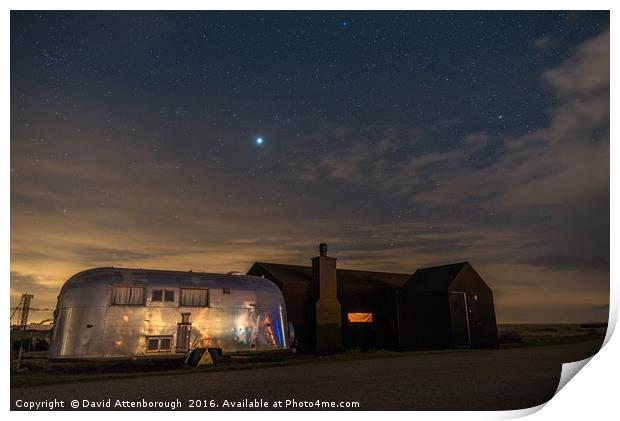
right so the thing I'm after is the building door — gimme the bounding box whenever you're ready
[449,291,471,347]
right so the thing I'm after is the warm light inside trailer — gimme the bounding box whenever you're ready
[347,312,373,323]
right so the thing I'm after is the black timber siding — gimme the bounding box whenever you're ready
[397,262,498,349]
[449,264,498,348]
[397,290,452,349]
[248,261,498,352]
[338,285,400,350]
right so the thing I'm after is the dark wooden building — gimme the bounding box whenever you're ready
[247,244,498,354]
[398,262,499,349]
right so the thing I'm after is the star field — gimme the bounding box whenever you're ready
[10,11,609,323]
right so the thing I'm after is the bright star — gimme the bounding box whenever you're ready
[256,137,264,145]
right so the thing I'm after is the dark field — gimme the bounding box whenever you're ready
[10,324,607,410]
[497,323,607,347]
[10,324,606,388]
[11,338,605,410]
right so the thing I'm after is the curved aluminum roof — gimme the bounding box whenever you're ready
[58,266,284,308]
[63,266,278,290]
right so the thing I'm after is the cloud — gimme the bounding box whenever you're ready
[463,132,489,150]
[10,29,609,324]
[10,271,60,320]
[315,144,371,182]
[292,30,610,212]
[532,36,556,50]
[279,30,610,323]
[494,31,609,208]
[543,31,609,99]
[515,254,609,273]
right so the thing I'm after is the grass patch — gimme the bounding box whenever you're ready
[498,324,606,348]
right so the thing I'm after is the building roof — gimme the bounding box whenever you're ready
[249,262,411,288]
[404,262,469,293]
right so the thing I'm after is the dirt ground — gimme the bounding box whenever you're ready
[11,338,604,411]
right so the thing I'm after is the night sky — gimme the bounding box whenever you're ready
[10,11,609,323]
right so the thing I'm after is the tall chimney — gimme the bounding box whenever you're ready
[312,243,341,354]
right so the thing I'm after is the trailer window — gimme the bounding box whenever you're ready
[180,288,209,306]
[151,289,175,302]
[147,338,159,351]
[159,337,172,351]
[111,286,145,305]
[347,312,374,323]
[146,336,173,352]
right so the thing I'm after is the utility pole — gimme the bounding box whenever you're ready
[11,294,34,330]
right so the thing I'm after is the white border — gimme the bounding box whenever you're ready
[3,2,616,420]
[1,0,617,10]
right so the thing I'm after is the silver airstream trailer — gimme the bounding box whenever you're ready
[49,267,290,361]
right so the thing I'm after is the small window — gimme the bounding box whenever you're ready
[347,312,373,323]
[223,287,231,294]
[180,288,209,306]
[111,286,145,305]
[159,337,171,351]
[146,336,173,352]
[147,338,159,351]
[152,289,175,302]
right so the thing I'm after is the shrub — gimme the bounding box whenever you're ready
[499,331,523,343]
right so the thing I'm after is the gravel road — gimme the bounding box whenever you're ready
[11,340,603,411]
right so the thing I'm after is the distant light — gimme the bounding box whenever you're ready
[256,137,264,145]
[342,21,348,27]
